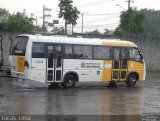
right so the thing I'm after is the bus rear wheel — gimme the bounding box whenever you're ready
[61,75,76,88]
[125,74,137,87]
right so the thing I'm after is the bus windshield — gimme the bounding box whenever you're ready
[12,36,28,56]
[129,48,143,62]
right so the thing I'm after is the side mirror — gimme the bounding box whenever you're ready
[139,54,143,63]
[137,48,141,52]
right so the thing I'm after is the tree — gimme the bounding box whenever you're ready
[58,0,80,34]
[84,29,100,37]
[103,28,113,36]
[113,27,122,36]
[7,12,34,32]
[119,8,145,36]
[141,9,160,39]
[58,0,73,33]
[69,6,80,34]
[0,8,10,31]
[0,8,43,33]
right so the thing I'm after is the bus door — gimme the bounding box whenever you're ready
[112,48,128,81]
[46,44,63,83]
[54,45,63,82]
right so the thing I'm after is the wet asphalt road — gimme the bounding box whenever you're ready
[0,72,160,120]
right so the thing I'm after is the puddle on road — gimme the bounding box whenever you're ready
[1,73,160,115]
[0,79,143,115]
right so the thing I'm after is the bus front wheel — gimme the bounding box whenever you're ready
[61,75,76,88]
[125,74,137,87]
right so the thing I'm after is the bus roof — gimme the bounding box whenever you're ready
[17,34,137,47]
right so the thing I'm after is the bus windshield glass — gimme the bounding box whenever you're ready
[12,36,28,56]
[129,48,143,62]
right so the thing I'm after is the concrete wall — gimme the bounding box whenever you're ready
[1,33,160,72]
[132,39,160,72]
[1,33,19,68]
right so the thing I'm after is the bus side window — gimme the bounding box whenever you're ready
[32,43,46,58]
[94,46,102,59]
[55,45,62,58]
[65,45,73,59]
[94,46,110,60]
[121,48,128,59]
[101,47,110,59]
[113,48,120,60]
[73,45,83,59]
[83,46,92,59]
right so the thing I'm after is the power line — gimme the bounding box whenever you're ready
[91,23,119,26]
[51,8,59,11]
[76,23,119,27]
[79,12,119,34]
[77,0,118,8]
[74,24,118,29]
[84,13,120,16]
[79,16,119,24]
[32,10,43,13]
[94,23,119,27]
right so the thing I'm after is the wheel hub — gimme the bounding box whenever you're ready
[130,77,136,82]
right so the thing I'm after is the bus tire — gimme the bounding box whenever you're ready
[125,74,137,87]
[61,74,76,88]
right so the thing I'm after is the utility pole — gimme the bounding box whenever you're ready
[128,0,131,10]
[31,13,34,19]
[43,5,45,29]
[31,13,34,23]
[36,15,38,26]
[82,13,84,35]
[42,5,51,31]
[0,35,3,68]
[125,0,133,10]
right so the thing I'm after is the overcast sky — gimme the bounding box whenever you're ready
[0,0,160,33]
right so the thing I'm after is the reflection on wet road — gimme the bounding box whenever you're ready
[0,72,160,117]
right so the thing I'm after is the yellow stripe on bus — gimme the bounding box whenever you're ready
[102,41,137,47]
[102,60,112,82]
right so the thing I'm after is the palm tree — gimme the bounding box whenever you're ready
[58,0,80,34]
